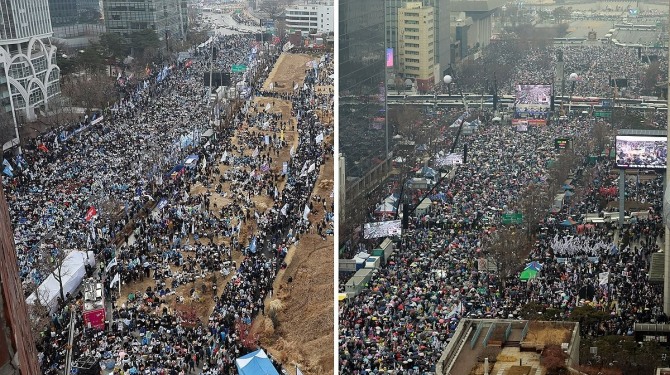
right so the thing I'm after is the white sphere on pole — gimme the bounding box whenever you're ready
[443,75,453,84]
[569,72,578,81]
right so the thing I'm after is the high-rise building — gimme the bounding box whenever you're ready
[0,0,61,151]
[397,2,435,91]
[102,0,188,41]
[0,180,41,375]
[339,0,393,244]
[386,0,450,83]
[284,4,334,35]
[48,0,101,27]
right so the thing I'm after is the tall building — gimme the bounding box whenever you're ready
[397,2,435,91]
[386,0,450,84]
[284,4,334,35]
[102,0,188,41]
[339,0,393,245]
[0,0,61,151]
[0,180,41,375]
[48,0,101,27]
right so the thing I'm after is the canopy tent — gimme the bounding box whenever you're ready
[26,250,96,313]
[375,202,397,215]
[420,166,437,178]
[525,261,543,272]
[560,218,577,226]
[183,154,200,168]
[236,349,279,375]
[519,268,538,281]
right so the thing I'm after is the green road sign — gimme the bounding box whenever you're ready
[594,111,611,118]
[502,213,523,225]
[231,64,247,73]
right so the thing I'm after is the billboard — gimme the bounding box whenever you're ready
[364,220,402,239]
[386,48,394,67]
[514,84,552,126]
[515,84,552,107]
[554,138,571,150]
[615,135,667,169]
[434,153,464,167]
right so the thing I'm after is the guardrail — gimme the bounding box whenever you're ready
[445,325,474,375]
[521,320,530,341]
[504,322,512,341]
[482,323,496,347]
[471,322,484,349]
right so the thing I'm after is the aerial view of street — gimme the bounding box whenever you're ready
[0,0,333,374]
[339,0,670,374]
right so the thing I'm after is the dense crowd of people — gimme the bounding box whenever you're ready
[4,31,333,374]
[339,103,666,373]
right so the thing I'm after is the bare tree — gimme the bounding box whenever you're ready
[388,104,421,139]
[485,227,530,286]
[0,108,16,146]
[61,73,117,113]
[37,245,74,304]
[27,288,52,343]
[519,183,549,239]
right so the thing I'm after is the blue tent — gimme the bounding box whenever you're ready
[421,166,437,178]
[236,349,279,375]
[525,261,543,271]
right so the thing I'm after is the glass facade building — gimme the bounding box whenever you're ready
[0,0,60,151]
[103,0,188,40]
[48,0,101,27]
[339,0,387,179]
[339,0,391,245]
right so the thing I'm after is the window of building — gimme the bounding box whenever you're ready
[404,28,418,33]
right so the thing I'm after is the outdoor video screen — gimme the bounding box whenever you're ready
[434,153,464,167]
[615,135,667,169]
[364,220,402,239]
[515,84,552,108]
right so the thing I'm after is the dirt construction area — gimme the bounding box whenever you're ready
[262,53,317,93]
[251,52,335,375]
[118,51,334,374]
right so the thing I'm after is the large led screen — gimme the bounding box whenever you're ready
[364,220,402,239]
[615,135,667,169]
[515,84,552,107]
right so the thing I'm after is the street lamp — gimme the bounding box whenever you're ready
[443,75,453,96]
[567,72,578,115]
[404,78,412,93]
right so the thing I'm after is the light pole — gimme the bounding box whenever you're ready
[567,72,578,116]
[443,74,452,96]
[664,0,670,315]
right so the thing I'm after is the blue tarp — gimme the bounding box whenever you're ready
[236,349,279,375]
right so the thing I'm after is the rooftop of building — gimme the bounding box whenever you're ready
[438,319,579,375]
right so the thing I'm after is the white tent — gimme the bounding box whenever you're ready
[26,250,96,313]
[236,349,279,375]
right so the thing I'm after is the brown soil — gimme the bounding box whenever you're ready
[262,53,313,93]
[249,52,334,375]
[252,155,335,375]
[524,322,572,347]
[119,51,334,374]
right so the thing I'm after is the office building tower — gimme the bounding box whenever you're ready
[0,0,61,151]
[339,0,393,244]
[386,0,450,83]
[0,180,41,375]
[398,2,435,91]
[102,0,188,42]
[284,4,334,35]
